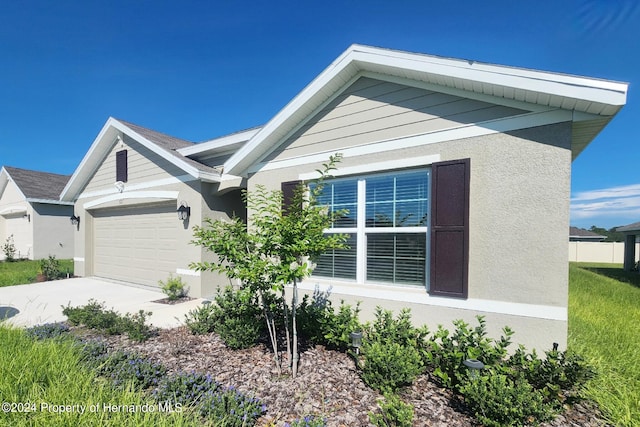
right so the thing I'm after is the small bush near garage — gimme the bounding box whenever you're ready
[39,255,63,280]
[159,274,188,301]
[2,235,16,261]
[62,299,155,342]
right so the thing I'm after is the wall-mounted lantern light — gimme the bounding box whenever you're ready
[70,214,80,226]
[177,202,190,221]
[23,213,30,222]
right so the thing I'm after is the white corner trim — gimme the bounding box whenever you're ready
[73,257,85,262]
[78,175,195,200]
[176,268,201,277]
[299,154,441,180]
[297,280,567,321]
[250,109,571,174]
[83,190,179,210]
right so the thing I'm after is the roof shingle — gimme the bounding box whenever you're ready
[4,166,70,200]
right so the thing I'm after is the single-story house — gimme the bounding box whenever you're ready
[63,45,627,351]
[569,226,606,242]
[0,166,74,260]
[617,221,640,271]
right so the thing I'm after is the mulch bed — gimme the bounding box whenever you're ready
[75,326,612,427]
[151,296,196,305]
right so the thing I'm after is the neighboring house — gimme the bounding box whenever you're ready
[617,221,640,271]
[64,45,627,351]
[0,166,74,260]
[569,226,606,242]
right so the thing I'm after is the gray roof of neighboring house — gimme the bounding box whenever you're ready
[117,119,221,174]
[617,221,640,232]
[4,166,71,201]
[569,227,606,239]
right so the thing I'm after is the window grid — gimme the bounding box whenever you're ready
[313,169,429,286]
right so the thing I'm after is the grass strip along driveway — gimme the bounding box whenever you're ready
[0,259,73,287]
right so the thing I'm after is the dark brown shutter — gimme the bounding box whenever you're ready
[429,158,470,298]
[116,150,128,182]
[281,180,301,213]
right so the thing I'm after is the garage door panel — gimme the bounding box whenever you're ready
[93,203,177,287]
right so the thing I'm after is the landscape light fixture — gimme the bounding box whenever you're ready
[463,358,485,379]
[350,331,363,355]
[70,214,80,226]
[177,202,190,221]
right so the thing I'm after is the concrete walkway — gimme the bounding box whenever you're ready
[0,277,206,328]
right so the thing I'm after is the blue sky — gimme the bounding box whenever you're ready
[1,0,638,229]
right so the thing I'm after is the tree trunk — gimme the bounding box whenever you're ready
[281,288,292,371]
[291,277,299,378]
[261,292,281,374]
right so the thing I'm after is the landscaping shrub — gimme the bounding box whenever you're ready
[459,368,555,427]
[358,308,426,392]
[360,340,423,392]
[296,290,332,345]
[62,299,155,342]
[369,393,414,427]
[39,255,63,280]
[210,286,263,349]
[320,300,362,351]
[153,372,220,406]
[93,349,166,390]
[159,274,188,300]
[2,235,16,261]
[426,316,512,389]
[24,322,70,340]
[198,385,266,426]
[184,302,218,335]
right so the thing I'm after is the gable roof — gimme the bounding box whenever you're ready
[0,166,72,204]
[60,118,223,201]
[223,44,628,176]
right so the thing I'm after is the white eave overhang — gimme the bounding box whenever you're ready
[177,127,262,159]
[60,118,225,202]
[224,44,628,176]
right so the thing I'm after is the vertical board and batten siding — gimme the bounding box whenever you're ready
[263,77,527,163]
[430,159,470,298]
[83,136,184,194]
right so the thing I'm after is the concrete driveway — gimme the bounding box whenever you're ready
[0,277,206,328]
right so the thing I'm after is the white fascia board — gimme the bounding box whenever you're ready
[60,118,121,202]
[178,127,262,157]
[0,168,27,201]
[83,190,179,210]
[0,205,28,216]
[351,45,628,106]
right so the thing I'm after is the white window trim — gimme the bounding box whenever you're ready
[315,168,430,287]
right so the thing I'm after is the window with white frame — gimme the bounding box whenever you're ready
[313,169,429,286]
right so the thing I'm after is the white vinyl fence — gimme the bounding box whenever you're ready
[568,241,640,264]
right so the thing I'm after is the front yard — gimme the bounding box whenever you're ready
[0,259,73,287]
[0,263,637,426]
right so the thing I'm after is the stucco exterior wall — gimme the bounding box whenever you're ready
[31,203,74,260]
[0,180,32,259]
[248,110,572,352]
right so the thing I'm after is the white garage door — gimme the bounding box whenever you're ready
[93,203,177,287]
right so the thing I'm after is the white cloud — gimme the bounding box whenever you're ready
[570,183,640,225]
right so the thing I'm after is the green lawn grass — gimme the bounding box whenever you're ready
[0,326,202,426]
[569,263,640,427]
[0,259,73,287]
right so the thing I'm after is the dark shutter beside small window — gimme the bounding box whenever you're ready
[116,150,128,182]
[281,180,301,213]
[429,158,470,298]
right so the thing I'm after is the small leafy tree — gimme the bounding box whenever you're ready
[2,234,16,261]
[191,154,348,377]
